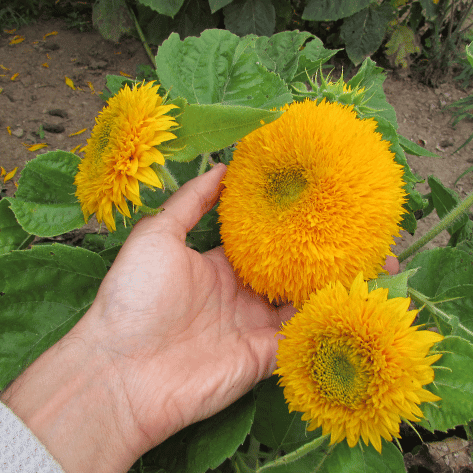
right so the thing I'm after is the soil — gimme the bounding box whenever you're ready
[1,18,473,261]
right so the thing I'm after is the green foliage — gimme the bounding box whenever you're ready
[420,337,473,433]
[385,25,421,69]
[5,151,84,238]
[0,244,107,389]
[141,392,255,473]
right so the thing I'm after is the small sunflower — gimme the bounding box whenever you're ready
[218,98,406,305]
[274,273,443,453]
[74,81,178,231]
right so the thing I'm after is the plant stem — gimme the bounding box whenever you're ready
[398,190,473,263]
[198,153,210,175]
[128,7,156,69]
[153,163,179,192]
[256,435,331,472]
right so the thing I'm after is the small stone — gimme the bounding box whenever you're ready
[11,127,24,138]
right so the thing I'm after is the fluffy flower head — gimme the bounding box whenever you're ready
[218,99,406,305]
[275,273,443,452]
[74,81,178,231]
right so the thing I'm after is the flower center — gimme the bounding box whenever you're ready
[265,167,307,208]
[310,340,369,409]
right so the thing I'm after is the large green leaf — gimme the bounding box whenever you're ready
[164,103,283,162]
[302,0,372,21]
[92,0,134,42]
[143,392,255,473]
[155,29,292,108]
[252,376,324,453]
[6,152,84,238]
[0,244,107,389]
[136,0,184,17]
[252,31,314,83]
[406,247,473,341]
[292,37,340,83]
[428,175,471,236]
[347,58,398,128]
[223,0,275,37]
[420,337,473,433]
[319,441,405,473]
[209,0,234,13]
[341,3,394,66]
[138,0,219,47]
[0,199,32,256]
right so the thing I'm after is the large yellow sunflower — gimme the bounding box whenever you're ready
[218,99,406,305]
[274,273,443,453]
[74,81,178,231]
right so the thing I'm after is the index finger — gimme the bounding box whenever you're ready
[134,163,227,239]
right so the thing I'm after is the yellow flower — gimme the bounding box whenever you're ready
[275,273,443,453]
[74,81,178,231]
[218,99,406,305]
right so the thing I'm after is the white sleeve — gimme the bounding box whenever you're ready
[0,402,65,472]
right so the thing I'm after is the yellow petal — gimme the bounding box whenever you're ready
[10,73,19,81]
[9,35,25,45]
[43,31,58,39]
[68,128,87,137]
[65,76,76,90]
[27,143,48,152]
[3,167,18,182]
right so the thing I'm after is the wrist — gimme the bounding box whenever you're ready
[0,316,146,473]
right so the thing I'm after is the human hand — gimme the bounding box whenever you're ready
[1,163,399,473]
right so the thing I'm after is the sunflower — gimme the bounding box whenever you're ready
[218,98,406,305]
[74,81,178,231]
[274,273,443,453]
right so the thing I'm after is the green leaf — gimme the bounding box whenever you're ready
[406,247,473,340]
[348,58,398,128]
[398,135,440,158]
[252,376,324,453]
[223,0,276,37]
[209,0,234,13]
[92,0,134,43]
[428,176,469,236]
[341,3,394,66]
[368,269,417,299]
[0,244,107,389]
[5,151,84,238]
[138,0,219,47]
[0,199,32,255]
[466,41,473,69]
[164,103,283,162]
[385,25,420,69]
[155,30,292,107]
[100,74,132,100]
[292,38,340,83]
[302,0,372,21]
[143,392,255,473]
[420,337,473,433]
[319,441,405,473]
[136,0,184,17]
[252,30,314,83]
[186,207,221,252]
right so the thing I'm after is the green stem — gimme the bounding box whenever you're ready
[154,163,179,192]
[398,190,473,263]
[129,7,156,69]
[198,153,210,176]
[256,435,331,472]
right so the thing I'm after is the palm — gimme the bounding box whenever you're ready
[93,221,293,445]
